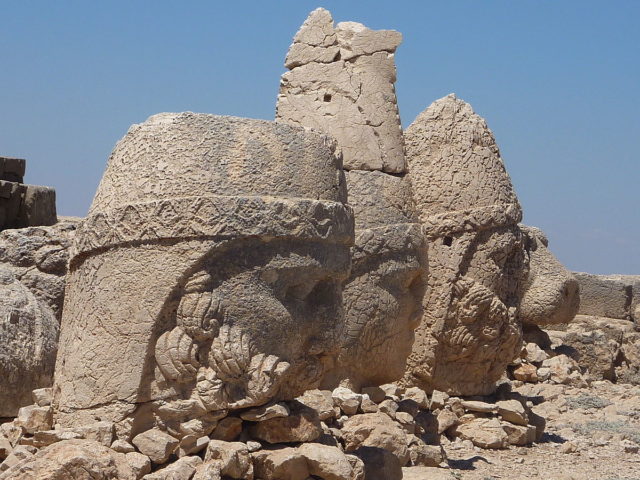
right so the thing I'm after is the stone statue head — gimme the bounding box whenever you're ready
[52,113,354,434]
[403,94,527,396]
[519,225,580,326]
[321,170,426,390]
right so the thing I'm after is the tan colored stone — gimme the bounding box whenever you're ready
[429,390,449,410]
[177,435,208,457]
[251,447,310,480]
[353,446,402,480]
[295,390,335,421]
[436,409,458,434]
[298,443,357,480]
[126,452,151,479]
[451,417,508,449]
[143,455,202,480]
[496,399,528,426]
[210,417,243,442]
[131,428,178,464]
[341,412,409,465]
[361,387,385,404]
[460,400,497,414]
[204,440,252,479]
[519,225,580,326]
[111,439,136,454]
[277,9,405,173]
[332,387,362,416]
[408,441,445,467]
[31,388,52,407]
[513,363,539,382]
[360,395,378,413]
[249,405,321,444]
[0,435,11,461]
[0,439,135,480]
[403,387,429,410]
[52,114,353,432]
[240,402,289,422]
[15,405,52,434]
[501,422,536,446]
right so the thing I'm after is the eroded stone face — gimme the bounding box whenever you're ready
[519,225,580,326]
[276,8,405,173]
[403,95,526,395]
[321,171,426,390]
[52,113,354,433]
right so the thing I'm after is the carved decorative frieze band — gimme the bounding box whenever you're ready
[421,203,522,239]
[71,195,354,262]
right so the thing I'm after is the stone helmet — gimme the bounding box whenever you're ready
[54,113,355,429]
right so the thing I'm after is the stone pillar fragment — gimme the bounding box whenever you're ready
[277,8,405,173]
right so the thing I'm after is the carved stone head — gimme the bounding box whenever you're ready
[52,113,354,433]
[321,171,426,390]
[403,95,526,396]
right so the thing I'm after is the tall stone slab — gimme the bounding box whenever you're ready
[52,113,354,437]
[276,8,406,173]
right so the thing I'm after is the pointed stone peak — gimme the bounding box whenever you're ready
[405,95,521,225]
[291,8,337,48]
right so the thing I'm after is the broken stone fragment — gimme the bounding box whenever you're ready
[31,388,52,407]
[332,387,362,416]
[277,8,406,173]
[111,439,136,454]
[295,390,335,421]
[361,386,386,404]
[407,441,445,467]
[131,429,179,464]
[142,455,202,480]
[460,400,498,414]
[251,447,309,480]
[341,412,409,465]
[429,390,449,410]
[0,157,26,183]
[513,363,539,383]
[353,446,402,480]
[15,405,52,435]
[496,399,529,426]
[248,406,322,444]
[210,417,243,442]
[239,402,289,422]
[524,342,549,364]
[203,440,252,479]
[297,443,358,480]
[501,422,536,446]
[125,452,151,479]
[177,435,208,457]
[0,440,135,480]
[450,417,508,449]
[403,387,429,410]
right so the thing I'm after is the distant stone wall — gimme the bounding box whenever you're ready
[574,272,640,322]
[0,156,57,230]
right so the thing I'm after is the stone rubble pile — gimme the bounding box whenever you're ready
[0,380,550,479]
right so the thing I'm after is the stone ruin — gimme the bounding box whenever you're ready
[1,7,630,480]
[0,156,56,230]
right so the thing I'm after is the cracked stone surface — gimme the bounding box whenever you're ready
[277,8,405,173]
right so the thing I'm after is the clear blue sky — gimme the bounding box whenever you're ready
[1,1,638,274]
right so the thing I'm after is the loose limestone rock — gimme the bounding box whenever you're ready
[0,439,136,480]
[131,429,178,464]
[341,412,409,465]
[277,8,406,173]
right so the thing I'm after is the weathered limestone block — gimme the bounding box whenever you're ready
[341,412,409,465]
[19,185,57,227]
[0,270,59,417]
[277,8,405,173]
[321,171,426,390]
[519,225,579,326]
[574,272,638,320]
[52,113,354,436]
[403,94,578,395]
[403,94,525,396]
[0,439,136,480]
[0,157,26,183]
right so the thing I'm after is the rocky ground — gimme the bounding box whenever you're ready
[409,380,640,480]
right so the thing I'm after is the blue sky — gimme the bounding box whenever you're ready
[1,1,638,274]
